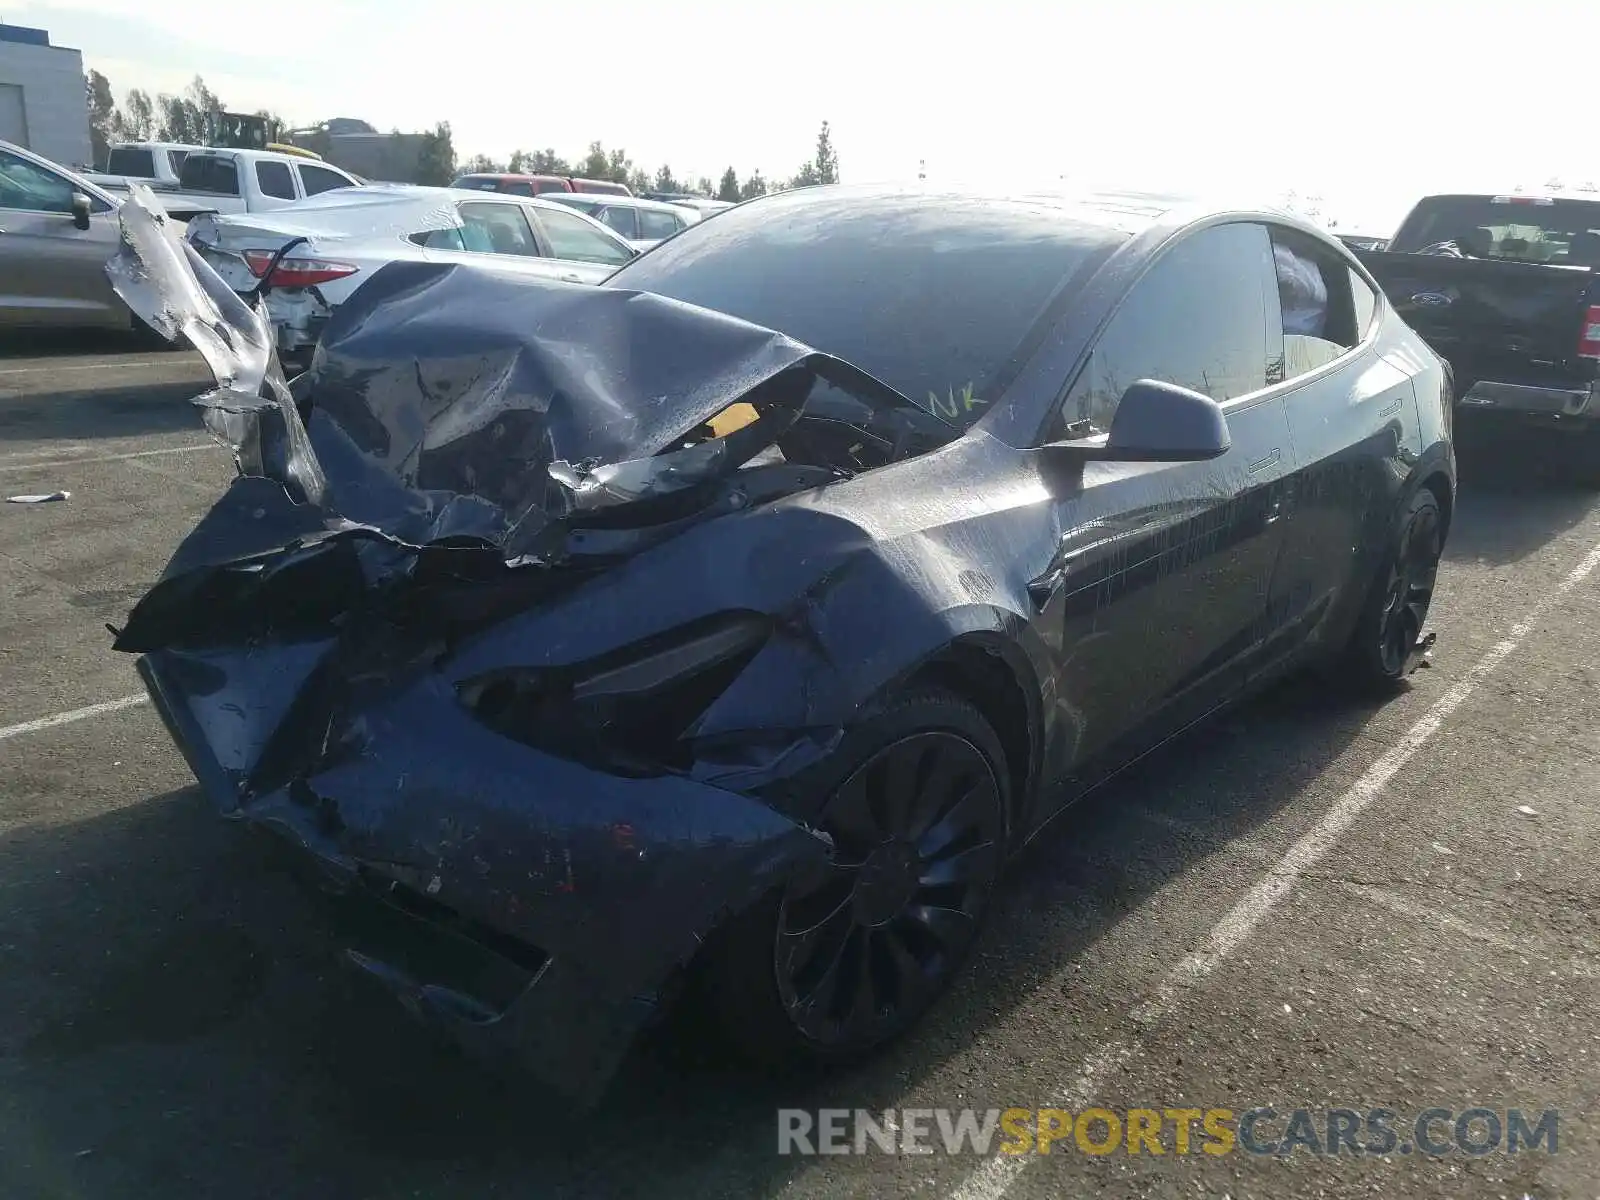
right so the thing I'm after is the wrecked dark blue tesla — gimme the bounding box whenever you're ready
[105,182,1455,1104]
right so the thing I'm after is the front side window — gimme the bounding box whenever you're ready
[1057,222,1274,435]
[1267,226,1363,382]
[256,161,296,200]
[638,208,682,240]
[457,201,541,256]
[535,207,634,265]
[0,149,77,212]
[298,163,353,196]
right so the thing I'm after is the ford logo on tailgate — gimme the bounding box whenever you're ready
[1410,291,1455,307]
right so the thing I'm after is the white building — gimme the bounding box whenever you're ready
[0,23,91,168]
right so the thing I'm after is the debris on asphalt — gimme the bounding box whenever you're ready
[1431,841,1456,855]
[6,490,70,503]
[1517,805,1539,817]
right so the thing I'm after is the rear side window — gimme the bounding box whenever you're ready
[167,149,189,176]
[638,208,682,240]
[503,180,536,197]
[597,205,639,239]
[1349,269,1379,339]
[106,146,155,177]
[1391,195,1600,266]
[256,160,295,200]
[411,226,467,250]
[451,176,500,191]
[180,155,240,196]
[1057,222,1274,434]
[298,164,352,196]
[535,207,635,265]
[1266,227,1363,382]
[457,201,541,256]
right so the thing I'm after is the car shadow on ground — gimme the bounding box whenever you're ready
[1448,420,1598,568]
[0,330,165,360]
[0,673,1395,1200]
[0,379,208,444]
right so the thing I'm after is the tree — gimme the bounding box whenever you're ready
[529,148,571,175]
[717,166,740,202]
[415,121,457,185]
[606,147,634,185]
[788,161,820,189]
[111,88,156,141]
[86,70,115,165]
[579,140,610,181]
[627,167,650,194]
[693,175,714,197]
[154,74,223,143]
[738,170,768,201]
[653,164,680,193]
[458,152,501,174]
[813,119,839,184]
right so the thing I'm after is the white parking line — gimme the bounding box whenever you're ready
[0,359,182,377]
[0,443,216,472]
[0,693,149,742]
[950,538,1600,1200]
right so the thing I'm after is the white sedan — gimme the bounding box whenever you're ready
[183,184,639,364]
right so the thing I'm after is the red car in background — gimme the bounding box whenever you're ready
[450,172,632,197]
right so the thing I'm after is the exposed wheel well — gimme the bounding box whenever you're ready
[1420,471,1453,543]
[904,640,1035,833]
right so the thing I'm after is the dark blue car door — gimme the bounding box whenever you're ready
[1259,225,1427,666]
[1028,221,1295,806]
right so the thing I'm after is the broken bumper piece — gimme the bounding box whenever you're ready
[137,649,829,1106]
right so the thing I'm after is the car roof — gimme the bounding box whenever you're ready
[546,192,696,215]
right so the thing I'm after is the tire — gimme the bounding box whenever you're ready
[699,687,1011,1071]
[1334,486,1444,692]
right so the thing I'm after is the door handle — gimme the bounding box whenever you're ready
[1379,397,1404,418]
[1248,449,1282,474]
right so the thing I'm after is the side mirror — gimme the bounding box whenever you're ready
[70,192,92,230]
[1039,380,1231,467]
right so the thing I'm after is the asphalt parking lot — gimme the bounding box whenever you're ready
[2,338,1598,1200]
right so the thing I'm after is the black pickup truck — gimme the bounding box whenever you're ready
[1354,192,1600,436]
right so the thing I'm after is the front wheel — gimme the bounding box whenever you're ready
[700,688,1011,1069]
[1335,487,1444,691]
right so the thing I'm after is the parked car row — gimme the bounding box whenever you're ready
[183,184,640,362]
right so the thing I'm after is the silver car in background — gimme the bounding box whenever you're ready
[0,138,130,331]
[183,184,642,365]
[539,192,701,251]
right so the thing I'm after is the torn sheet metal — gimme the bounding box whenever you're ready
[105,185,942,565]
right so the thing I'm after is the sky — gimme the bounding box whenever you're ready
[8,0,1598,233]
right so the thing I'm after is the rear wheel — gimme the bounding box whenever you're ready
[1335,487,1443,691]
[702,688,1010,1068]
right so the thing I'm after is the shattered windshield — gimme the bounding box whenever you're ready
[606,189,1125,427]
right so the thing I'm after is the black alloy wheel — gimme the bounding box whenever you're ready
[1375,491,1442,676]
[774,730,1005,1050]
[701,688,1011,1067]
[1339,487,1444,689]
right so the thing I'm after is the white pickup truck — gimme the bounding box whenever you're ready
[81,141,203,195]
[148,147,363,222]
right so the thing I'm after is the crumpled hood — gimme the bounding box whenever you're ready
[104,186,939,571]
[102,187,954,653]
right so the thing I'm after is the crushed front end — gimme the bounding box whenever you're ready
[101,188,951,1103]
